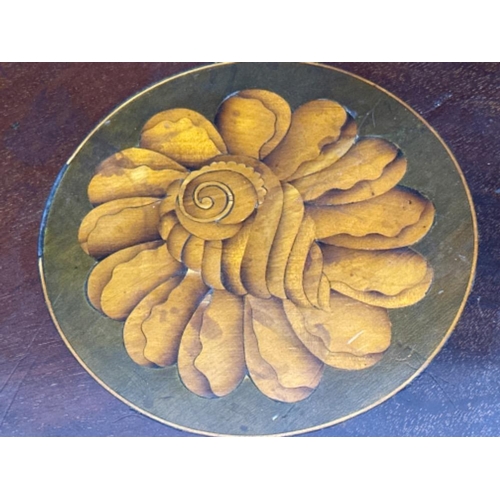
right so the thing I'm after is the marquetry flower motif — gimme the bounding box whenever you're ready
[79,90,435,403]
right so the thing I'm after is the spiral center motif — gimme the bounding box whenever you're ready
[189,181,234,222]
[175,161,266,240]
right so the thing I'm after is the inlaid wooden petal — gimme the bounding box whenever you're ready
[284,215,316,308]
[322,247,430,296]
[140,109,227,168]
[201,240,225,290]
[283,293,391,370]
[291,138,399,201]
[100,244,185,321]
[330,268,434,309]
[158,212,178,242]
[181,235,205,273]
[88,148,187,205]
[179,290,245,398]
[216,89,292,159]
[308,187,428,240]
[265,100,348,180]
[78,197,162,259]
[123,276,184,367]
[86,241,164,313]
[302,243,325,309]
[244,296,324,403]
[177,296,214,398]
[312,155,407,206]
[220,215,254,296]
[287,117,358,181]
[320,352,385,370]
[142,271,209,367]
[323,199,435,250]
[266,183,304,300]
[318,274,332,312]
[166,223,191,263]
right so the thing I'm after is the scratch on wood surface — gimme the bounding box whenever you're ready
[0,333,39,394]
[112,412,145,424]
[425,92,453,115]
[37,339,61,347]
[425,371,457,409]
[0,333,39,429]
[272,404,296,422]
[358,98,382,133]
[396,343,427,366]
[0,358,36,429]
[405,361,420,371]
[347,330,365,345]
[477,296,484,318]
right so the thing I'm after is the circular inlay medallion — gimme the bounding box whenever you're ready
[39,63,477,436]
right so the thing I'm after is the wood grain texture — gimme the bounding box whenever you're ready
[0,62,498,436]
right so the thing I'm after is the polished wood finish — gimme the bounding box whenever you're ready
[0,63,497,436]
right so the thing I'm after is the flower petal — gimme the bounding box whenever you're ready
[176,302,214,398]
[266,184,304,300]
[220,215,254,296]
[292,138,399,201]
[283,293,391,370]
[215,89,291,159]
[322,247,434,308]
[79,197,162,259]
[86,241,164,313]
[265,100,348,180]
[140,109,227,168]
[100,244,185,321]
[179,290,245,398]
[302,243,325,309]
[287,117,358,181]
[166,223,191,263]
[123,276,184,367]
[307,187,428,240]
[322,247,429,296]
[158,212,178,241]
[142,271,209,367]
[284,215,316,308]
[88,148,187,205]
[323,199,435,250]
[201,240,225,290]
[156,180,182,242]
[318,274,332,311]
[244,296,324,403]
[182,235,205,273]
[159,179,182,217]
[312,155,407,206]
[330,268,434,309]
